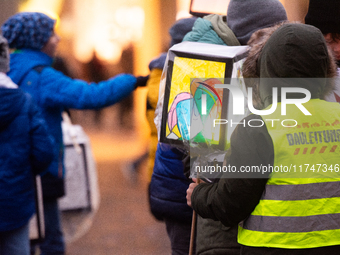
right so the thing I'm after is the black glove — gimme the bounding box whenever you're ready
[135,75,149,88]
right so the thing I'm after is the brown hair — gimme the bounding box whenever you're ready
[327,33,340,42]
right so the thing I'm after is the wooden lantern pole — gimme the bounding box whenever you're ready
[189,178,200,255]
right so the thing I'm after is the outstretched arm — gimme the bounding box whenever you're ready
[40,68,138,109]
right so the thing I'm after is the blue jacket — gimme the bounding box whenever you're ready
[8,49,137,198]
[149,143,193,222]
[0,86,53,231]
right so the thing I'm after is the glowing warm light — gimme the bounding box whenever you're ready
[190,0,230,16]
[73,2,145,63]
[177,0,191,14]
[115,6,145,29]
[114,6,145,43]
[74,36,93,63]
[95,41,122,64]
[176,0,193,20]
[19,0,63,28]
[176,10,192,20]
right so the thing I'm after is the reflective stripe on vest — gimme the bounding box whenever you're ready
[238,99,340,249]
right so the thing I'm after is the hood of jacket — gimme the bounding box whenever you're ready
[148,53,167,70]
[7,49,53,85]
[0,84,26,131]
[257,23,333,107]
[183,17,227,46]
[204,14,240,46]
[183,14,240,46]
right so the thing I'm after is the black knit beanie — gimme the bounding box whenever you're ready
[227,0,287,45]
[0,35,9,73]
[305,0,340,34]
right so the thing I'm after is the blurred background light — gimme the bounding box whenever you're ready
[19,0,63,27]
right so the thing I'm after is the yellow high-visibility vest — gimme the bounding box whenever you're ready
[238,99,340,249]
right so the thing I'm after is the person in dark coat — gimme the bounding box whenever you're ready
[1,12,148,255]
[148,17,197,255]
[187,23,340,255]
[182,0,287,254]
[0,35,54,255]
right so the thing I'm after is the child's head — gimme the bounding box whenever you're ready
[0,35,9,73]
[1,12,56,55]
[323,33,340,61]
[243,23,337,108]
[305,0,340,61]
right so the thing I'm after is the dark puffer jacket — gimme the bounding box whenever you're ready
[191,23,340,255]
[0,79,53,231]
[149,143,193,223]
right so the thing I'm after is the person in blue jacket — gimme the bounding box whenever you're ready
[0,35,54,255]
[1,12,148,255]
